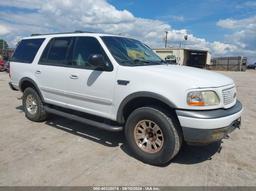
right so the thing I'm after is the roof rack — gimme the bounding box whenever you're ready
[30,30,95,36]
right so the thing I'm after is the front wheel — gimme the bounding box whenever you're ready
[125,107,182,165]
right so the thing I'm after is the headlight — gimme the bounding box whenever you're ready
[187,91,220,106]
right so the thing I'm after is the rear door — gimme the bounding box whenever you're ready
[35,37,75,107]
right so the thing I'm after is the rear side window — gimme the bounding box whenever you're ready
[39,37,73,66]
[11,38,45,63]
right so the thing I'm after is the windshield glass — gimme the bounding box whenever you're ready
[101,36,163,66]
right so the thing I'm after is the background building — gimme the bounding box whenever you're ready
[210,56,247,71]
[153,48,211,68]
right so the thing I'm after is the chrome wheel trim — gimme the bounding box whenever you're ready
[25,94,38,115]
[133,120,164,154]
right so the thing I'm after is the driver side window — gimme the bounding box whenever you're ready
[72,37,110,70]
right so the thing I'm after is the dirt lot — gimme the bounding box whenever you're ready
[0,70,256,186]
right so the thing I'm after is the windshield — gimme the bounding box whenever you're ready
[101,36,163,66]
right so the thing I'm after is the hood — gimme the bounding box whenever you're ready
[135,65,234,89]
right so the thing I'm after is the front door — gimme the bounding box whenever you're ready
[64,37,116,119]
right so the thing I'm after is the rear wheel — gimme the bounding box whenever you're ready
[22,87,47,122]
[125,107,182,165]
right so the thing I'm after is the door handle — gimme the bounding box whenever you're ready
[35,70,41,74]
[69,74,78,79]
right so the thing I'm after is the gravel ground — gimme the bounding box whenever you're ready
[0,70,255,186]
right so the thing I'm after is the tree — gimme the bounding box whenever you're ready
[0,39,10,59]
[0,39,8,51]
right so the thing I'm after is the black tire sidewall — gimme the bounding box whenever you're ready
[22,87,46,122]
[125,107,180,165]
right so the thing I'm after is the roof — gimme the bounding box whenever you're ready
[23,31,124,40]
[30,31,94,36]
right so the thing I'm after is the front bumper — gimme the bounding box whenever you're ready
[176,100,243,144]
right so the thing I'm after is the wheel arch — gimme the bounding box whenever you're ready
[116,92,177,124]
[19,77,44,102]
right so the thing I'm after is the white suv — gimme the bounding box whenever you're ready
[9,32,243,165]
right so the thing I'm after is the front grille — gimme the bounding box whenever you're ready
[222,87,236,105]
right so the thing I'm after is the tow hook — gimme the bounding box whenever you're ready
[234,118,241,129]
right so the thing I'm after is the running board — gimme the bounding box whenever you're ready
[44,106,123,132]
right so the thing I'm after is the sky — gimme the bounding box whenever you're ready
[0,0,255,63]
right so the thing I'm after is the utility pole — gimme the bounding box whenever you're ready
[184,35,188,49]
[179,35,188,48]
[164,31,168,48]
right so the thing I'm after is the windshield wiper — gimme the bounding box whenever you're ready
[119,59,149,66]
[133,59,150,64]
[134,59,166,65]
[118,59,163,66]
[160,60,168,65]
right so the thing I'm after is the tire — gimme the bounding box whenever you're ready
[22,87,48,122]
[125,107,182,165]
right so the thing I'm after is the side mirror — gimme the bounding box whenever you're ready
[88,54,107,70]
